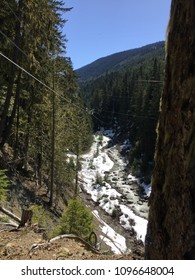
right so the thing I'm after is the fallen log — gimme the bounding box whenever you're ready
[0,222,18,232]
[29,234,102,255]
[51,234,102,254]
[0,222,18,227]
[0,206,20,224]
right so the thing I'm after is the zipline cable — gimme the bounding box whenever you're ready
[0,50,108,125]
[0,30,28,58]
[0,51,81,110]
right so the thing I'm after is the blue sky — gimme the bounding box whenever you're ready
[63,0,172,69]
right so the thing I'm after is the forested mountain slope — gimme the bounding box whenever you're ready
[79,42,165,182]
[76,41,165,81]
[0,0,93,207]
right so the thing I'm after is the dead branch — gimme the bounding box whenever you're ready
[0,222,18,227]
[0,206,20,224]
[50,234,101,253]
[29,234,101,255]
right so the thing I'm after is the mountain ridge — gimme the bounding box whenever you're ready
[76,41,165,81]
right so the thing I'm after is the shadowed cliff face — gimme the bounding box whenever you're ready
[145,0,195,259]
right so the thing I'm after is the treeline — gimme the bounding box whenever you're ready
[0,0,93,206]
[80,54,165,181]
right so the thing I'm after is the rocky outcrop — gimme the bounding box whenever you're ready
[145,0,195,259]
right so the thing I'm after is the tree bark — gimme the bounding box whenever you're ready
[1,70,22,148]
[145,0,195,259]
[18,209,32,228]
[49,62,56,207]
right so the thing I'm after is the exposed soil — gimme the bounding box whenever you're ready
[0,226,137,260]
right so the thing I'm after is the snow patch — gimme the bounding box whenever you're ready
[140,182,151,197]
[128,174,151,197]
[92,210,128,254]
[93,152,114,173]
[120,205,147,243]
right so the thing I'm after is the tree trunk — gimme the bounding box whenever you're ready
[145,0,195,259]
[23,109,32,169]
[14,97,20,160]
[18,209,33,228]
[0,1,23,147]
[74,142,80,197]
[1,70,22,148]
[0,59,17,147]
[49,62,56,207]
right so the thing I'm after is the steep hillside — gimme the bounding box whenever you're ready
[76,41,165,81]
[79,43,165,182]
[0,227,135,260]
[0,132,146,260]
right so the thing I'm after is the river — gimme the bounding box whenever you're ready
[78,130,150,256]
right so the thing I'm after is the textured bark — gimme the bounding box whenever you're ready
[1,71,22,148]
[145,0,195,259]
[18,210,32,228]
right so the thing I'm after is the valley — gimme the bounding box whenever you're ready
[78,129,150,256]
[0,130,149,260]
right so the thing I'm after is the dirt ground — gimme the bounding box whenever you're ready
[0,226,135,260]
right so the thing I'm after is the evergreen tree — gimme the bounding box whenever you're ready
[0,1,93,207]
[54,198,94,239]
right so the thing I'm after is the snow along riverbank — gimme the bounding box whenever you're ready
[78,130,150,254]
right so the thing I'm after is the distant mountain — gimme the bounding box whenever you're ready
[76,41,165,81]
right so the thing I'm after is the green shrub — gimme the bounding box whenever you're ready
[0,215,9,222]
[53,198,94,239]
[0,170,9,202]
[111,207,122,219]
[30,205,54,238]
